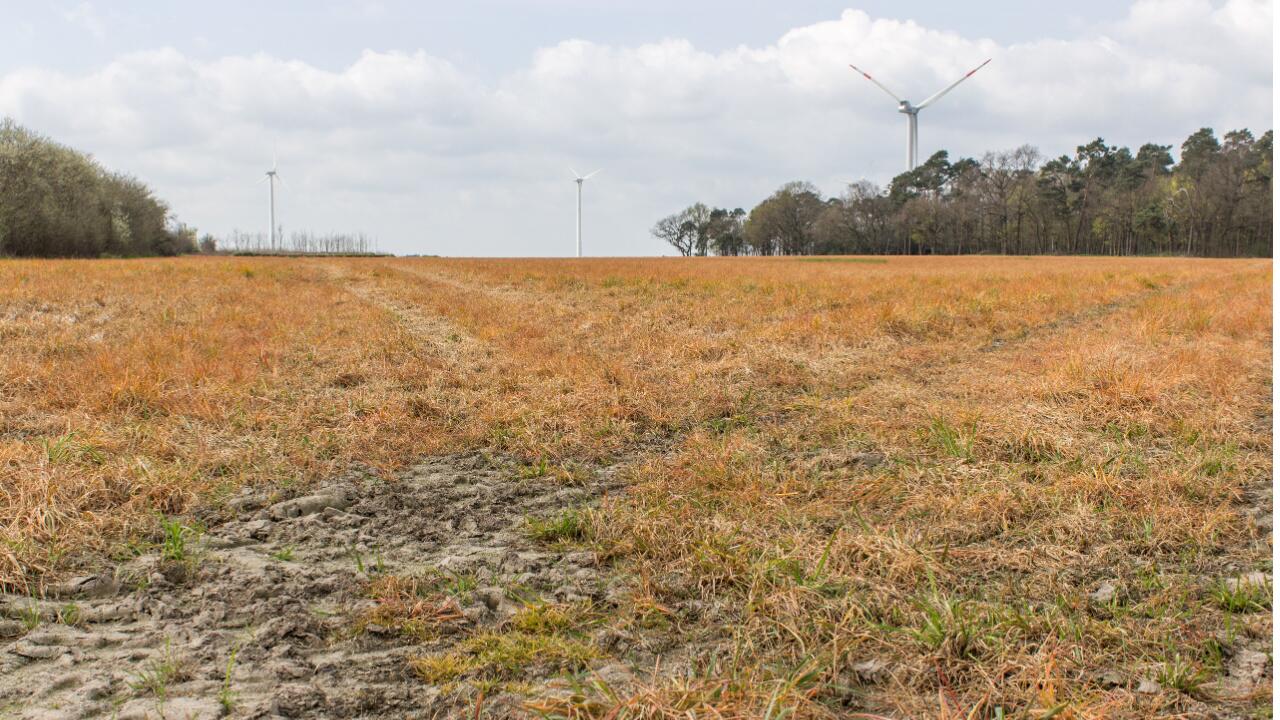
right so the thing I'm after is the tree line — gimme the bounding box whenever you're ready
[0,119,198,258]
[217,229,379,255]
[653,127,1272,257]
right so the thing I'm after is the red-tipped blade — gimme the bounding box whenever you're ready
[916,58,991,110]
[848,63,904,103]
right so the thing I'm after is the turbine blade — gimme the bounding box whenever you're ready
[848,64,903,103]
[569,167,580,179]
[583,169,602,180]
[915,58,990,110]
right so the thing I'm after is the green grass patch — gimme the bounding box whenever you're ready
[927,418,977,461]
[1210,578,1271,613]
[159,517,200,563]
[40,431,104,465]
[412,630,597,685]
[526,509,588,543]
[508,601,595,635]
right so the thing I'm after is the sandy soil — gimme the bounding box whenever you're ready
[1,454,629,719]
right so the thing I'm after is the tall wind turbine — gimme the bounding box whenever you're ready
[570,168,600,258]
[260,156,282,250]
[848,59,990,171]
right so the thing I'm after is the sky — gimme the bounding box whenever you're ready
[0,1,1272,256]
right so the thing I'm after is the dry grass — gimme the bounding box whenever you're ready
[0,255,1270,716]
[356,574,466,641]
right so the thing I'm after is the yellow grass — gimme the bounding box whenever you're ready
[0,255,1270,716]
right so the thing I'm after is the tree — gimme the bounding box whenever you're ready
[683,203,714,256]
[652,203,712,256]
[651,212,693,256]
[1135,143,1174,176]
[0,118,188,258]
[745,182,825,255]
[1179,128,1221,180]
[812,181,890,254]
[706,208,747,256]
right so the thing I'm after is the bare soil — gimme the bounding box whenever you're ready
[1,454,628,719]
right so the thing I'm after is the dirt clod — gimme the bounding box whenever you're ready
[267,491,353,520]
[1225,571,1271,593]
[1229,648,1269,684]
[1136,676,1160,694]
[1090,579,1120,605]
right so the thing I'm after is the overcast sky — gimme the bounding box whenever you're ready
[0,1,1272,256]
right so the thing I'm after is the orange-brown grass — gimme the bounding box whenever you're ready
[0,255,1269,717]
[583,259,1271,717]
[356,574,466,641]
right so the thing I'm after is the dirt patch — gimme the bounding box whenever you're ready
[0,454,628,719]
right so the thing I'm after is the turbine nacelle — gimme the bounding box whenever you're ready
[849,59,990,170]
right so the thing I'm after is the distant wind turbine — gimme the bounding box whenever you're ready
[848,59,991,171]
[570,168,600,258]
[259,155,283,250]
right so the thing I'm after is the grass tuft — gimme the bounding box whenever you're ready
[927,417,977,461]
[355,574,465,641]
[1210,577,1272,613]
[412,630,598,686]
[526,509,588,543]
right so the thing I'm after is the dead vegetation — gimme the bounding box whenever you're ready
[0,255,1270,717]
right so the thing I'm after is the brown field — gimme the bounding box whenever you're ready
[0,255,1271,717]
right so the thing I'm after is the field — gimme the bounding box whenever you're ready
[0,255,1271,718]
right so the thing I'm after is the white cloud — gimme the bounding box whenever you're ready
[0,3,1271,256]
[60,2,106,40]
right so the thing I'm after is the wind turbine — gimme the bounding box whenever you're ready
[848,59,990,171]
[259,155,283,251]
[570,168,600,258]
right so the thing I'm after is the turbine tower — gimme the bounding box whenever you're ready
[848,59,990,171]
[260,156,282,250]
[570,168,600,258]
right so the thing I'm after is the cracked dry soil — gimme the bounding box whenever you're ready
[1,454,629,719]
